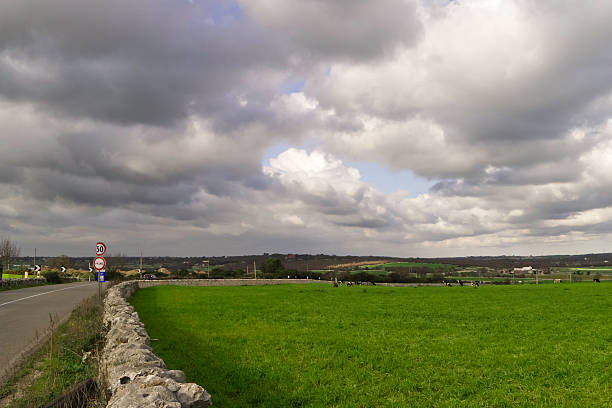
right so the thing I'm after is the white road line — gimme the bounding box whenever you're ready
[0,284,93,308]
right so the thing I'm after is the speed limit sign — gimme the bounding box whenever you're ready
[94,256,106,271]
[96,242,107,256]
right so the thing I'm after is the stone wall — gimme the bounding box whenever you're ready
[0,278,46,288]
[102,279,325,407]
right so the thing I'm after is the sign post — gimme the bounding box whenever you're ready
[95,242,107,300]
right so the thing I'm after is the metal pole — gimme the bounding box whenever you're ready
[254,260,257,279]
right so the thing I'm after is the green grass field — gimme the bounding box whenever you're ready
[130,284,612,407]
[1,273,32,279]
[562,267,612,274]
[368,262,456,271]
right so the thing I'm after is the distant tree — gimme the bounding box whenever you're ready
[261,258,283,276]
[412,266,433,278]
[106,252,127,273]
[173,268,190,278]
[105,252,127,281]
[47,255,73,271]
[0,237,21,273]
[352,271,377,283]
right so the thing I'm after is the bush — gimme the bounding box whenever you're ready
[104,269,124,281]
[42,270,62,283]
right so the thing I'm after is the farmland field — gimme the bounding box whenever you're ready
[130,283,612,407]
[562,267,612,274]
[368,262,456,270]
[1,273,32,279]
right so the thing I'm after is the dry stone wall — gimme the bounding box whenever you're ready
[102,279,324,407]
[0,277,46,288]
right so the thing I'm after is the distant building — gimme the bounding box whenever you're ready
[513,266,533,273]
[285,254,297,261]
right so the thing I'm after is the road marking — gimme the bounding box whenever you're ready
[0,284,93,308]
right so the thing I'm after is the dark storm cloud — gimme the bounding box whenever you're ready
[239,0,422,61]
[0,0,289,127]
[26,170,195,207]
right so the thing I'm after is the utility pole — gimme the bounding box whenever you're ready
[253,260,257,279]
[139,249,143,279]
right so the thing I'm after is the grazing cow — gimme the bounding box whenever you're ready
[458,280,464,287]
[593,278,601,283]
[471,281,480,287]
[554,279,561,284]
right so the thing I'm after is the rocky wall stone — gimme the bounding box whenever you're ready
[102,281,212,408]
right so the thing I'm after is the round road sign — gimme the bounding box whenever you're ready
[96,242,107,256]
[94,256,106,271]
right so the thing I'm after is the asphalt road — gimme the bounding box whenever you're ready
[0,281,106,379]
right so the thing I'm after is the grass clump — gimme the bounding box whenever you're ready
[131,283,612,407]
[0,296,106,408]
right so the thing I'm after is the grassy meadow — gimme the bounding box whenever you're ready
[1,273,32,279]
[372,261,456,270]
[130,283,612,407]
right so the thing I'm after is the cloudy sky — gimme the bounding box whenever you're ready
[2,0,612,257]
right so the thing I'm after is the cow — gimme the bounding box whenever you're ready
[554,279,561,284]
[593,278,601,283]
